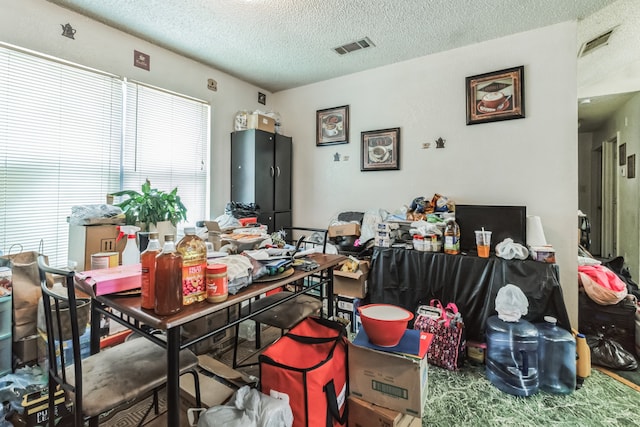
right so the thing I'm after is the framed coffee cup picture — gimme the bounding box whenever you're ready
[316,105,349,146]
[466,66,525,125]
[361,127,400,171]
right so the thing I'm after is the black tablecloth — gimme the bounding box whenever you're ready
[367,247,571,343]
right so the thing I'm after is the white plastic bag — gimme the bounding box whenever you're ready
[495,238,529,260]
[189,386,293,427]
[495,284,529,322]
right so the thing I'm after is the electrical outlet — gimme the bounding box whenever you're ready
[101,238,117,252]
[207,78,217,91]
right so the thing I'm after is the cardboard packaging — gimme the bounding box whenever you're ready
[21,386,70,426]
[68,224,125,271]
[333,260,369,298]
[75,264,141,297]
[374,236,394,247]
[13,335,38,364]
[247,113,276,133]
[328,223,361,237]
[336,295,362,333]
[348,396,421,427]
[182,306,239,355]
[348,341,429,418]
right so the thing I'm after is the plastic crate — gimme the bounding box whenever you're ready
[0,295,10,336]
[0,335,11,376]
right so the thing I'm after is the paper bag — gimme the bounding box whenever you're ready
[0,250,53,340]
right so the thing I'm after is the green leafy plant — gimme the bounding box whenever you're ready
[110,179,188,227]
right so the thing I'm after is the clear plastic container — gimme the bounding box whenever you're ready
[536,316,576,394]
[485,315,539,396]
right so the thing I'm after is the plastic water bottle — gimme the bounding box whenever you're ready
[485,315,539,396]
[536,316,576,394]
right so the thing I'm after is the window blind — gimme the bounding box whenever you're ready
[0,45,210,268]
[0,46,122,267]
[122,82,209,227]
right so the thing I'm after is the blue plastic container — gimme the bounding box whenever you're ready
[485,315,539,396]
[536,316,576,394]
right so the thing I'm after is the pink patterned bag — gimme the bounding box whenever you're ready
[414,299,466,370]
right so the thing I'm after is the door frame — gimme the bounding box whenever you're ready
[601,133,619,258]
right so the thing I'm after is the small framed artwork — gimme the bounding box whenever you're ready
[361,127,400,171]
[466,66,525,125]
[316,105,349,146]
[628,154,636,179]
[619,143,627,166]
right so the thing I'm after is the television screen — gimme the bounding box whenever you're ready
[454,205,527,253]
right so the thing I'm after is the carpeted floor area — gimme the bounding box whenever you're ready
[101,327,640,427]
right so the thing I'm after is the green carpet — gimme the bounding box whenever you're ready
[424,362,640,427]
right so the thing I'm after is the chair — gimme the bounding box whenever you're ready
[232,227,329,368]
[37,256,201,427]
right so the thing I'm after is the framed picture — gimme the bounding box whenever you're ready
[619,143,627,166]
[316,105,349,146]
[628,154,636,179]
[466,66,525,125]
[361,127,400,171]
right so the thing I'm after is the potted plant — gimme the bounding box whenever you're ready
[110,179,188,235]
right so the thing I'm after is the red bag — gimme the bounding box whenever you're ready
[259,317,348,427]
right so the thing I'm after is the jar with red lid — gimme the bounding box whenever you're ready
[206,263,228,303]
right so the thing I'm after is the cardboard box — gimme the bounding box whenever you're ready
[182,306,239,355]
[13,335,38,364]
[336,295,362,334]
[333,260,369,298]
[349,341,429,418]
[247,113,276,133]
[21,386,70,426]
[374,236,394,247]
[328,223,361,237]
[75,263,142,297]
[348,396,421,427]
[68,224,125,271]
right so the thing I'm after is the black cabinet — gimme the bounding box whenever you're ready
[231,129,292,232]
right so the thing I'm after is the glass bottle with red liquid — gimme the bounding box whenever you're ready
[154,235,183,316]
[140,232,161,310]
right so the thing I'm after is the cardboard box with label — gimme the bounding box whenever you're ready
[68,224,125,271]
[336,295,362,334]
[333,260,369,298]
[328,223,361,238]
[348,396,421,427]
[348,341,429,418]
[247,113,276,133]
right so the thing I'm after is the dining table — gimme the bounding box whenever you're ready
[77,252,346,425]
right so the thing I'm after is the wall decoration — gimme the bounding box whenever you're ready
[628,154,636,179]
[435,137,446,148]
[466,66,525,125]
[361,127,400,171]
[61,23,76,39]
[258,92,266,105]
[316,105,349,146]
[134,50,150,71]
[619,143,626,166]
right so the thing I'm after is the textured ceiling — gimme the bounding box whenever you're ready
[46,0,639,131]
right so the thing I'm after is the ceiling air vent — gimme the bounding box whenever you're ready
[579,27,616,57]
[334,37,375,55]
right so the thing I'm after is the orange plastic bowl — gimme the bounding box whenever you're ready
[358,304,414,347]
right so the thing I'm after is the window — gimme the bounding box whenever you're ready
[0,44,210,267]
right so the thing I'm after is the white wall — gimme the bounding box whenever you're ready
[274,22,580,326]
[0,0,269,218]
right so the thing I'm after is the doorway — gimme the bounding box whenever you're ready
[600,133,618,258]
